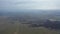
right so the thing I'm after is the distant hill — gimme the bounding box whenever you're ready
[0,10,60,20]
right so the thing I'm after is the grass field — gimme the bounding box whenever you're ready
[0,22,60,34]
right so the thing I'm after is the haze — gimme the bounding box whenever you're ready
[0,0,60,10]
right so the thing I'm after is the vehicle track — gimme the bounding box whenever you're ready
[14,21,20,34]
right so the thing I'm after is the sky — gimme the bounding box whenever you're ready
[0,0,60,10]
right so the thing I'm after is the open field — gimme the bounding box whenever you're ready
[0,22,60,34]
[0,14,60,34]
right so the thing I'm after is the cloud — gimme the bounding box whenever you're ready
[0,0,60,10]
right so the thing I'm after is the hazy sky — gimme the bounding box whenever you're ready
[0,0,60,10]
